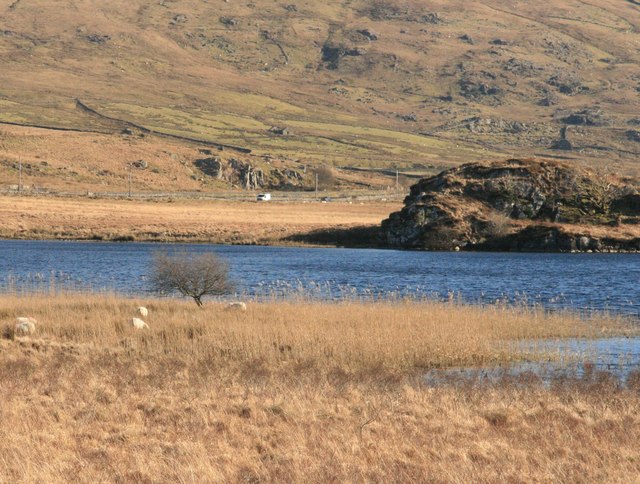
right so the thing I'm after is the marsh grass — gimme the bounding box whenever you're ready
[1,294,636,372]
[1,294,639,482]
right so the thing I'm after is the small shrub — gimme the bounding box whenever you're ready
[483,211,512,239]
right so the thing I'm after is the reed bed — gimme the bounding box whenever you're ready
[1,294,636,371]
[1,294,639,482]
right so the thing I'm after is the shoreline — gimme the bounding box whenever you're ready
[1,195,638,252]
[1,233,639,253]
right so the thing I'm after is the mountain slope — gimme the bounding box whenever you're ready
[0,0,639,191]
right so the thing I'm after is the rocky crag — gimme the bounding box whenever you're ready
[382,159,640,252]
[193,154,307,190]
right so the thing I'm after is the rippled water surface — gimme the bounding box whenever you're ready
[0,240,638,315]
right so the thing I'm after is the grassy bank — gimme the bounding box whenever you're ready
[1,295,639,481]
[0,196,399,246]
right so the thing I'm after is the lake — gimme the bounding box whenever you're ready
[0,240,638,315]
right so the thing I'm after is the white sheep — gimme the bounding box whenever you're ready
[225,302,247,312]
[136,306,149,317]
[16,316,37,325]
[130,317,149,330]
[14,317,37,336]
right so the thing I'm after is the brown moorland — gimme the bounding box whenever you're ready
[1,0,639,194]
[0,195,401,244]
[0,124,404,194]
[0,295,639,481]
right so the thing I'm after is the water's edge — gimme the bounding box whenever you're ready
[1,240,638,316]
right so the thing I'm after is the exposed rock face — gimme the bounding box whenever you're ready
[193,155,307,189]
[381,159,640,251]
[459,75,502,103]
[229,159,264,190]
[195,157,223,178]
[561,108,609,126]
[321,44,365,69]
[547,74,586,95]
[270,168,305,189]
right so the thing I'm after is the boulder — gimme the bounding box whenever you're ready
[86,34,110,44]
[626,130,640,142]
[170,14,187,25]
[219,17,239,27]
[357,29,378,41]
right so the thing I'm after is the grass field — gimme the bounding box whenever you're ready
[0,195,401,245]
[0,294,639,481]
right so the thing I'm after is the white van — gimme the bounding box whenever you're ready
[256,193,271,201]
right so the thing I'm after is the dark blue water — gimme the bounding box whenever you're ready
[0,240,638,315]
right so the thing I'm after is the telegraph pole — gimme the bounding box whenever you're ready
[128,163,132,197]
[18,157,22,193]
[315,172,318,201]
[395,168,399,195]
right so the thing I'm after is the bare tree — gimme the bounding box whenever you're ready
[315,165,336,189]
[574,171,620,216]
[151,252,235,307]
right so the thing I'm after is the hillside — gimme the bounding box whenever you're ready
[1,0,639,192]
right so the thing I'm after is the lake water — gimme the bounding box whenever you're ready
[0,240,638,316]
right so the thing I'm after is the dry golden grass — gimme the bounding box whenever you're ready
[1,294,639,482]
[0,195,400,244]
[2,294,636,369]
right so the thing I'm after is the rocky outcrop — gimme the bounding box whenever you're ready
[381,159,640,251]
[195,157,223,178]
[321,44,365,70]
[193,156,306,190]
[561,108,610,126]
[230,159,264,190]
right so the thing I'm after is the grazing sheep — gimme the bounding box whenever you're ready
[14,317,36,336]
[130,317,149,330]
[137,306,149,317]
[16,316,37,325]
[225,302,247,312]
